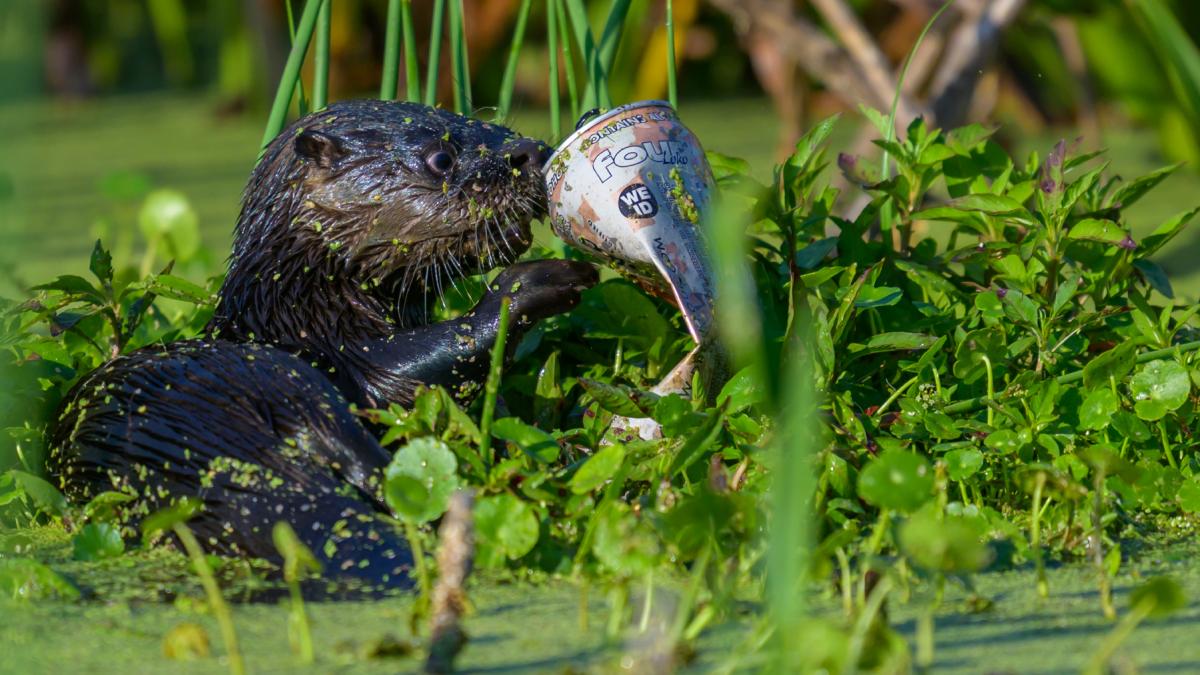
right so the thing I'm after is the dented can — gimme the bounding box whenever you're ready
[544,100,717,343]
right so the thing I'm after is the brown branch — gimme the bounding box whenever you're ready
[810,0,919,122]
[928,0,1028,127]
[707,0,890,111]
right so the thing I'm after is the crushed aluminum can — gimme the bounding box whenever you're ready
[543,101,722,439]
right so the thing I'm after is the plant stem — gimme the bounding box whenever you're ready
[381,0,401,99]
[547,0,561,140]
[173,523,244,675]
[1031,472,1048,599]
[403,519,433,602]
[556,0,580,122]
[879,0,952,235]
[1084,602,1153,675]
[497,0,533,121]
[944,340,1200,415]
[638,569,655,632]
[448,0,472,113]
[666,0,678,109]
[260,0,323,155]
[424,0,446,106]
[287,579,313,663]
[1093,469,1116,620]
[873,375,918,418]
[312,0,330,109]
[401,0,420,101]
[846,574,893,672]
[479,297,511,466]
[283,0,310,116]
[983,355,995,427]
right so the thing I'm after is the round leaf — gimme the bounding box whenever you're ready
[474,493,539,567]
[944,448,983,481]
[138,189,200,261]
[1129,360,1190,421]
[1130,577,1187,619]
[858,451,934,513]
[72,523,125,561]
[384,437,459,524]
[900,509,991,573]
[1079,388,1120,431]
[569,443,627,494]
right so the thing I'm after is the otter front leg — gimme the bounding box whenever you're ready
[360,260,598,406]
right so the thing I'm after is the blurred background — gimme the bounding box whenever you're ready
[2,0,1200,299]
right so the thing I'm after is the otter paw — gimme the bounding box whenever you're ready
[488,260,598,324]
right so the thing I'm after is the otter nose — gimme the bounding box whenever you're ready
[506,139,550,172]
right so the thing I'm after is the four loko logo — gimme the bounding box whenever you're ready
[592,139,690,182]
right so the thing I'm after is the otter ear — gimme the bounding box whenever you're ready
[294,130,345,169]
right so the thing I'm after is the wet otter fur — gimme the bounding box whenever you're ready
[48,100,597,589]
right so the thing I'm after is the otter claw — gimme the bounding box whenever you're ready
[488,259,598,325]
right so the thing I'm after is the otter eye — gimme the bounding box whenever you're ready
[425,150,455,176]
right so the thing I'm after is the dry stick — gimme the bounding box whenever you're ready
[810,0,917,124]
[927,0,1027,128]
[1050,15,1101,146]
[708,0,891,113]
[424,490,475,675]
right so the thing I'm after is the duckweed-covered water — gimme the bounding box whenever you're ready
[3,526,1199,673]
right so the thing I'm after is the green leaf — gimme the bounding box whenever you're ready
[925,193,1027,217]
[1140,206,1199,257]
[570,444,627,494]
[858,451,934,513]
[492,417,560,464]
[1129,576,1187,619]
[8,471,68,517]
[953,326,1006,383]
[1133,259,1175,299]
[141,497,203,545]
[1083,341,1139,389]
[88,240,114,287]
[794,237,838,270]
[590,502,659,575]
[666,408,726,477]
[899,508,990,573]
[924,411,961,440]
[138,189,201,261]
[853,285,902,309]
[1079,388,1121,431]
[272,521,322,581]
[384,437,459,524]
[1129,360,1191,421]
[578,378,656,418]
[474,493,539,567]
[0,559,81,601]
[716,367,764,413]
[72,523,125,561]
[944,448,983,481]
[1067,218,1129,246]
[850,332,937,358]
[1178,477,1200,513]
[31,275,105,302]
[145,274,214,305]
[1110,163,1181,210]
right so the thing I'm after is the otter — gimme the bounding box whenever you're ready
[47,100,597,588]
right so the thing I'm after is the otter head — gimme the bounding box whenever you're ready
[211,100,550,346]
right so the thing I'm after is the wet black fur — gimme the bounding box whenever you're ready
[48,100,597,589]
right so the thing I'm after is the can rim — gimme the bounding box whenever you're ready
[542,99,674,179]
